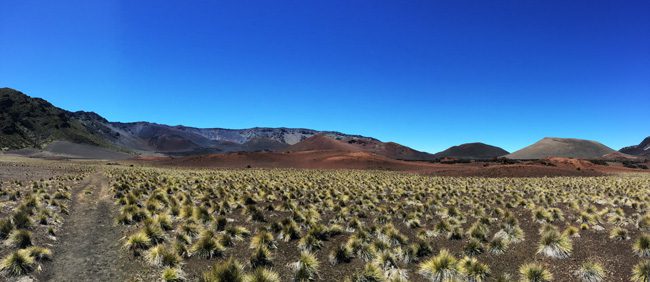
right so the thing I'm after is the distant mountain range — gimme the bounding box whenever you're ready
[1,87,647,161]
[0,88,438,160]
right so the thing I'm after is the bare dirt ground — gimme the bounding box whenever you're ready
[34,172,155,282]
[0,156,75,181]
[139,150,650,177]
[4,141,133,160]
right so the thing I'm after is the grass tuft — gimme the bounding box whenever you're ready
[609,227,630,241]
[202,258,245,282]
[244,268,281,282]
[6,229,32,248]
[573,261,605,282]
[190,231,225,259]
[0,218,15,240]
[0,250,35,277]
[288,252,320,282]
[537,229,572,258]
[26,246,53,261]
[519,263,552,282]
[633,234,650,258]
[161,267,186,282]
[124,231,152,255]
[418,249,460,282]
[250,245,273,268]
[459,256,490,282]
[631,260,650,282]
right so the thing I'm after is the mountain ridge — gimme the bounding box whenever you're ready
[620,137,650,157]
[0,87,434,160]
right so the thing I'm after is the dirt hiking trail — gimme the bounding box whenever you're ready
[36,172,153,282]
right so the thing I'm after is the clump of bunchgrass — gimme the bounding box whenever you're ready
[153,214,174,231]
[250,245,273,268]
[537,229,572,258]
[143,223,167,245]
[192,206,213,223]
[633,234,650,258]
[124,231,152,256]
[433,220,451,237]
[250,230,276,250]
[609,227,630,241]
[25,246,52,261]
[244,268,281,282]
[638,214,650,231]
[224,225,251,241]
[631,260,650,282]
[145,244,181,267]
[161,267,186,282]
[464,239,485,257]
[495,273,513,282]
[488,237,508,255]
[467,222,489,242]
[418,249,460,282]
[288,252,320,282]
[191,230,225,259]
[573,261,605,282]
[329,244,354,265]
[494,218,525,243]
[11,210,32,229]
[372,250,401,272]
[202,258,245,282]
[563,226,580,238]
[347,263,384,282]
[405,240,433,262]
[298,233,323,252]
[0,218,15,240]
[6,229,32,248]
[0,249,35,277]
[519,263,552,282]
[177,222,201,240]
[459,256,490,282]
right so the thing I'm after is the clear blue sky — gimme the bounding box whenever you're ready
[1,1,648,153]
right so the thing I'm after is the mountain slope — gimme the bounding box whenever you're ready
[506,137,616,159]
[286,134,437,160]
[357,141,436,161]
[287,134,359,152]
[433,142,509,159]
[0,88,111,150]
[620,137,650,157]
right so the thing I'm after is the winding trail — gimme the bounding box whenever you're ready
[36,171,151,282]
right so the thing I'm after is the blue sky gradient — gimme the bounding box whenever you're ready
[1,1,648,153]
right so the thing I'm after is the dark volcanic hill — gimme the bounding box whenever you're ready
[0,88,434,160]
[506,137,616,159]
[0,88,113,149]
[620,137,650,157]
[433,142,509,159]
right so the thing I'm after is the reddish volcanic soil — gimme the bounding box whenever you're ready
[147,150,424,171]
[136,150,650,177]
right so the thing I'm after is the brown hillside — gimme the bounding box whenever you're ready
[286,134,361,152]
